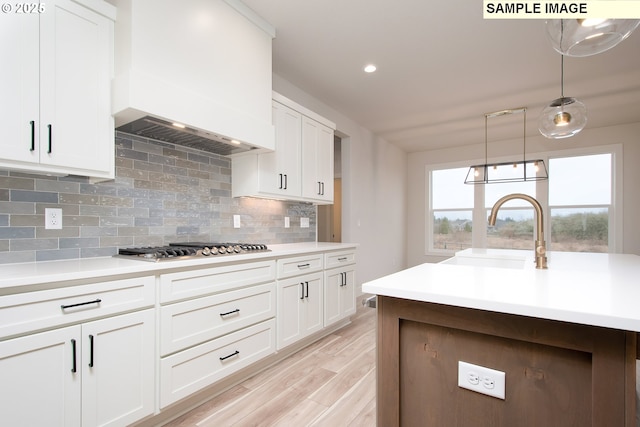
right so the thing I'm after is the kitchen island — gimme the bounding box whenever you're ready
[363,249,640,426]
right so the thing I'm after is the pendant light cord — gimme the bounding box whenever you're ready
[560,54,565,99]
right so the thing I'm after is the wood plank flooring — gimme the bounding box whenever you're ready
[164,300,377,427]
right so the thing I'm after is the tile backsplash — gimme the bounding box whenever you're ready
[0,132,316,264]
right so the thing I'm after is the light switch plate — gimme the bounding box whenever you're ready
[233,215,241,228]
[284,217,290,228]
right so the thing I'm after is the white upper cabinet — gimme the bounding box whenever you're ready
[0,0,116,179]
[232,92,336,204]
[301,116,334,203]
[109,0,276,152]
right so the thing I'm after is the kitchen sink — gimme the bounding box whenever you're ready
[439,249,531,269]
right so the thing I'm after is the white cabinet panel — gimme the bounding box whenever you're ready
[160,319,276,408]
[159,260,275,303]
[82,310,155,427]
[160,282,276,356]
[276,272,323,350]
[0,326,81,427]
[0,0,115,179]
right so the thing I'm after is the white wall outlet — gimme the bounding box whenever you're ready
[300,217,310,228]
[284,216,290,228]
[233,214,241,228]
[45,208,63,230]
[458,361,505,400]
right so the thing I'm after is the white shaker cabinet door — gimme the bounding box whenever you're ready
[39,0,114,176]
[81,309,155,427]
[0,10,40,163]
[0,326,82,427]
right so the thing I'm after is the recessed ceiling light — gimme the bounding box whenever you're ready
[364,64,377,73]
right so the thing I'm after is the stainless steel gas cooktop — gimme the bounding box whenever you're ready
[117,242,269,262]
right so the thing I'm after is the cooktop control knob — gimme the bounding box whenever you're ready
[202,247,211,256]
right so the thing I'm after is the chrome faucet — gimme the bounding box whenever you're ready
[488,193,548,269]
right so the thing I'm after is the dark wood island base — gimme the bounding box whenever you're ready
[376,296,637,426]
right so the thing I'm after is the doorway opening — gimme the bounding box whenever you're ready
[318,135,342,242]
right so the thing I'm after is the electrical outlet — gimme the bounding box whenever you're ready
[300,217,310,228]
[233,215,241,228]
[284,216,290,228]
[458,361,505,399]
[45,208,63,230]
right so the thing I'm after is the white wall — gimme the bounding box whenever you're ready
[407,122,640,267]
[273,74,408,292]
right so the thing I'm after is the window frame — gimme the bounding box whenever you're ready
[425,144,623,256]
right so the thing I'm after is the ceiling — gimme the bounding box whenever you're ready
[241,0,640,152]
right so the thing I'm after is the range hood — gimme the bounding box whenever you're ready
[109,0,276,157]
[116,116,258,156]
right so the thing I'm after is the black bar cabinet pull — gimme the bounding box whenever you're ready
[318,181,322,195]
[283,174,288,190]
[300,282,305,300]
[278,173,283,189]
[47,124,52,153]
[29,120,35,151]
[88,335,94,367]
[297,263,310,269]
[71,339,77,373]
[305,281,309,298]
[220,308,240,317]
[321,182,325,195]
[61,298,102,310]
[338,257,348,261]
[219,350,239,361]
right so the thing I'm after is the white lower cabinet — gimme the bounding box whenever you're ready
[160,319,276,408]
[0,326,81,426]
[324,250,357,327]
[0,309,155,427]
[158,262,277,408]
[276,272,324,350]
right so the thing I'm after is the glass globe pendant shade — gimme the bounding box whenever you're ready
[545,19,640,57]
[538,97,587,139]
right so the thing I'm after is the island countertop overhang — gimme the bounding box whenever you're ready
[362,250,640,332]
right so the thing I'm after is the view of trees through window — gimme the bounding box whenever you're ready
[430,153,612,253]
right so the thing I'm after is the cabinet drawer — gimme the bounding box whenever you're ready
[277,253,323,278]
[0,276,155,339]
[324,250,356,269]
[160,319,276,408]
[160,282,276,356]
[159,260,276,303]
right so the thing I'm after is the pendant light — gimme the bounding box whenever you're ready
[545,19,640,57]
[465,108,548,184]
[538,54,587,139]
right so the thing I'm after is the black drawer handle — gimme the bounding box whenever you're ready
[61,298,102,310]
[220,309,240,317]
[297,263,310,269]
[300,282,304,300]
[47,124,52,153]
[219,350,240,361]
[88,335,94,368]
[305,281,309,298]
[338,257,348,261]
[30,120,35,151]
[71,339,77,373]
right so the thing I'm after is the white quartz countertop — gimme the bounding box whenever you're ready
[362,249,640,332]
[0,242,358,293]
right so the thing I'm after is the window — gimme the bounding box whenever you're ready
[549,154,611,253]
[427,146,620,255]
[430,167,473,252]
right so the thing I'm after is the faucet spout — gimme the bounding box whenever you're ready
[488,193,548,269]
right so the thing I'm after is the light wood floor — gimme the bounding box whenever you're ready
[164,300,377,427]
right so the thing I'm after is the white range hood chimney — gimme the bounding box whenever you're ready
[108,0,275,156]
